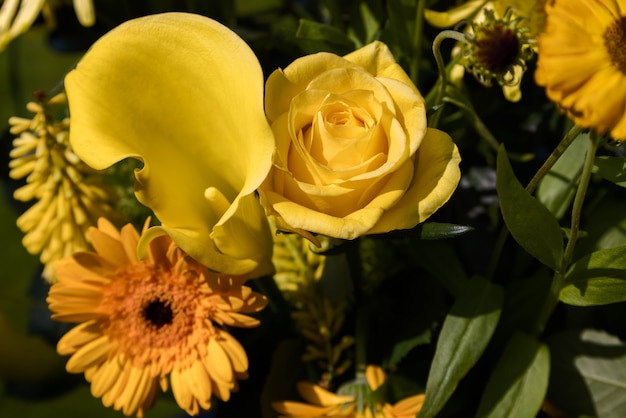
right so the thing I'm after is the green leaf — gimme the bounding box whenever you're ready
[594,156,626,187]
[496,145,564,271]
[413,222,474,240]
[295,19,356,54]
[347,1,382,47]
[548,329,626,418]
[418,277,503,418]
[536,132,588,219]
[476,332,550,418]
[387,329,432,371]
[560,244,626,306]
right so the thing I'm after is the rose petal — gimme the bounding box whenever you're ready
[64,13,274,275]
[343,41,418,93]
[368,128,461,234]
[265,52,357,121]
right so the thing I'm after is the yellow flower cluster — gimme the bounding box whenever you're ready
[8,92,120,280]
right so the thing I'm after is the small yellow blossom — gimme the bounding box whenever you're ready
[8,92,120,280]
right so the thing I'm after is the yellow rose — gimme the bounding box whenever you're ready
[259,41,461,242]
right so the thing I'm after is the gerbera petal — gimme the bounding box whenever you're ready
[297,381,354,405]
[171,367,195,414]
[91,358,123,398]
[89,226,130,266]
[272,400,338,416]
[391,393,425,415]
[217,330,249,373]
[102,359,132,407]
[118,366,152,416]
[204,337,234,385]
[56,320,101,355]
[65,335,111,373]
[186,360,213,411]
[365,365,386,391]
[64,12,274,276]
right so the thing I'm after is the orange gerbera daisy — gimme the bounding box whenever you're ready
[272,365,424,418]
[47,218,267,417]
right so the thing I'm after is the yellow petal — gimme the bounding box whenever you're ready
[297,381,354,406]
[56,320,101,355]
[65,13,274,276]
[368,128,461,234]
[65,335,110,373]
[343,41,417,93]
[365,365,386,391]
[91,358,123,397]
[424,0,487,28]
[391,393,425,416]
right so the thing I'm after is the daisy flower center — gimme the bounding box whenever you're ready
[99,262,216,373]
[475,24,520,73]
[604,16,626,75]
[142,298,174,329]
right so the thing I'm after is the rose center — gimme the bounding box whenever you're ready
[143,298,173,329]
[327,109,364,128]
[475,24,520,72]
[603,16,626,75]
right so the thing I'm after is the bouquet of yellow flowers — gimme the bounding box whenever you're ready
[1,1,626,417]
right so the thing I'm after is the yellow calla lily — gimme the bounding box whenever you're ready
[64,12,275,276]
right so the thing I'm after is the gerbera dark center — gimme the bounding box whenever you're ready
[604,17,626,75]
[475,25,520,72]
[143,299,173,329]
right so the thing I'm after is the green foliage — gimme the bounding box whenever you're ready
[560,244,626,306]
[594,156,626,187]
[419,277,503,418]
[549,329,626,418]
[476,332,550,418]
[409,222,474,240]
[496,145,565,271]
[4,0,626,417]
[537,131,589,219]
[295,19,356,54]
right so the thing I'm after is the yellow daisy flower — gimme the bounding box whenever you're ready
[47,218,268,417]
[535,0,626,141]
[272,365,424,418]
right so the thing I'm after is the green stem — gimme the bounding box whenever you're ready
[562,131,600,270]
[525,125,583,194]
[533,131,600,336]
[430,30,468,128]
[410,0,427,85]
[344,240,366,376]
[485,126,583,280]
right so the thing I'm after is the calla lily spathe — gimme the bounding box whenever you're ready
[64,13,275,276]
